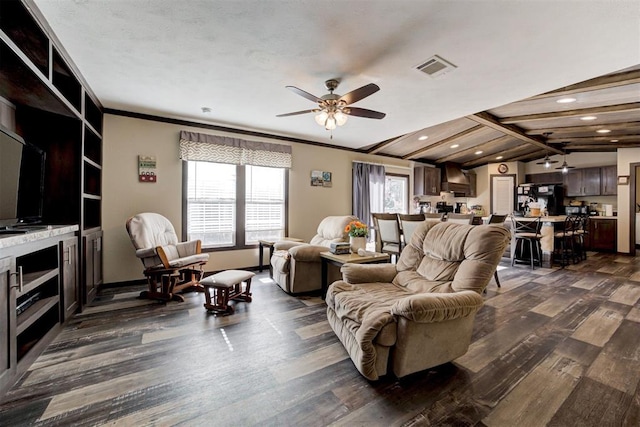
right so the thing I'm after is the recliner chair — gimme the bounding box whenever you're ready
[270,215,357,294]
[326,221,510,380]
[126,212,209,301]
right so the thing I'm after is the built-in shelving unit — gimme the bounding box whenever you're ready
[0,0,103,312]
[0,226,78,396]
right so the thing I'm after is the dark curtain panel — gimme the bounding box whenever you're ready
[352,162,385,236]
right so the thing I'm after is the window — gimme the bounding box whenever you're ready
[384,174,409,214]
[245,165,285,244]
[185,162,287,249]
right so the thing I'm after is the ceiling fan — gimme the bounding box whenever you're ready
[277,79,386,135]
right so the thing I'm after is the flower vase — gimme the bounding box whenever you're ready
[350,236,366,254]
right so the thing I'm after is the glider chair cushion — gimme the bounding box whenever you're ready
[126,212,209,302]
[271,215,357,294]
[326,221,510,380]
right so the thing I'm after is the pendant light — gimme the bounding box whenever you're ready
[555,142,575,174]
[535,132,559,169]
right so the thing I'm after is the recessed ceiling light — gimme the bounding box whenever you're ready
[475,150,483,155]
[610,139,619,142]
[580,116,597,121]
[556,97,576,104]
[596,129,611,134]
[450,144,459,148]
[201,107,212,114]
[496,155,503,160]
[418,135,428,141]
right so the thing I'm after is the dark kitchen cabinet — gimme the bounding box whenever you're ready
[565,168,601,197]
[586,218,617,252]
[414,166,441,196]
[600,165,617,196]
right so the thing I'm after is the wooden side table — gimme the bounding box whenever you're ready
[258,237,304,277]
[319,251,390,298]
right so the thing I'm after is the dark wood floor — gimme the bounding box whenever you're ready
[1,252,639,426]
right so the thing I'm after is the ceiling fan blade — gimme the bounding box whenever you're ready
[347,107,386,120]
[285,86,322,103]
[276,109,317,117]
[339,83,380,105]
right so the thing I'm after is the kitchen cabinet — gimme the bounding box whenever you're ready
[600,165,617,196]
[565,167,601,197]
[586,218,617,252]
[414,166,441,196]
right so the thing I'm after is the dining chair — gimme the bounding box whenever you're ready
[372,213,402,262]
[398,214,426,247]
[446,213,474,225]
[487,214,508,287]
[424,212,445,220]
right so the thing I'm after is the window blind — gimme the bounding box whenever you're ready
[179,131,292,168]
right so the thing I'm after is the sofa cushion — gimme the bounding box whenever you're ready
[271,250,291,273]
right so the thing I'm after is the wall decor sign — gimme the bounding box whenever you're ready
[311,170,332,187]
[138,155,157,182]
[617,175,629,185]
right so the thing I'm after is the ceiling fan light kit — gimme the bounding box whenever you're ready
[277,79,386,136]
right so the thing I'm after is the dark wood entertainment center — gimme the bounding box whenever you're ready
[0,0,103,396]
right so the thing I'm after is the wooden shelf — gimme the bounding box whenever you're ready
[17,268,58,297]
[16,295,58,335]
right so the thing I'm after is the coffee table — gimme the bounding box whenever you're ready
[320,251,390,298]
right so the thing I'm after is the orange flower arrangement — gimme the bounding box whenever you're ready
[345,220,368,237]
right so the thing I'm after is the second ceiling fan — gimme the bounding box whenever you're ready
[277,79,386,134]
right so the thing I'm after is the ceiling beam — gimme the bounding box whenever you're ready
[401,125,485,160]
[366,135,404,154]
[549,135,640,144]
[528,69,640,100]
[526,121,640,135]
[500,102,640,124]
[567,144,640,150]
[462,143,539,168]
[467,111,564,155]
[435,135,513,164]
[508,151,548,163]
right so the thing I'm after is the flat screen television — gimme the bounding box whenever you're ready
[0,125,46,228]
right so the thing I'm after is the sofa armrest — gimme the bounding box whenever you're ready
[340,263,398,284]
[274,241,306,251]
[391,290,484,323]
[288,244,327,262]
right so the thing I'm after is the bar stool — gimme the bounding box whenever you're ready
[511,216,542,269]
[554,216,577,267]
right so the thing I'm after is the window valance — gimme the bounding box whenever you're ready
[179,131,292,168]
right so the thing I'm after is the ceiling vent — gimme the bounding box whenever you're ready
[416,55,457,78]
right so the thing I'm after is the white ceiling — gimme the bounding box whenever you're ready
[33,0,640,150]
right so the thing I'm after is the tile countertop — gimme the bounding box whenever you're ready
[0,225,79,249]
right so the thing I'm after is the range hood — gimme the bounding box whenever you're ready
[440,163,470,194]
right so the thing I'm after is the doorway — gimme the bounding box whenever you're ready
[491,174,516,215]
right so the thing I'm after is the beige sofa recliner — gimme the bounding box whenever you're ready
[326,221,510,380]
[270,215,357,294]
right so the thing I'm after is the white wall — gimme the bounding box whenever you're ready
[102,114,412,284]
[617,147,640,254]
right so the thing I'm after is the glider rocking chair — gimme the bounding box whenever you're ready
[126,212,210,302]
